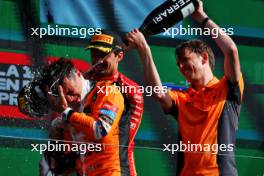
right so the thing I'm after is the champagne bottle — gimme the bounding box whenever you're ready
[139,0,199,36]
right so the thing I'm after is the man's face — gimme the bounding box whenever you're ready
[177,48,205,83]
[90,49,121,78]
[61,72,83,109]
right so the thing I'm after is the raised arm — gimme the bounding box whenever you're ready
[192,0,241,83]
[125,29,172,111]
[46,84,124,141]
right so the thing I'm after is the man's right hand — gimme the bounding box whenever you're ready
[46,85,69,113]
[191,0,208,24]
[124,29,149,53]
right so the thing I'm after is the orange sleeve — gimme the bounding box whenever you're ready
[238,73,244,102]
[164,90,179,116]
[168,90,179,105]
[68,112,95,140]
[68,83,124,141]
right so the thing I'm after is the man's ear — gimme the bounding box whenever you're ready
[201,51,209,65]
[76,69,82,77]
[116,51,124,62]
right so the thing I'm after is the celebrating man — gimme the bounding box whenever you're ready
[125,0,243,175]
[44,31,143,176]
[84,31,144,176]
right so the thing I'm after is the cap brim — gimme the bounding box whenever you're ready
[85,45,112,53]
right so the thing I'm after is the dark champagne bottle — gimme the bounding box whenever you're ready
[139,0,199,36]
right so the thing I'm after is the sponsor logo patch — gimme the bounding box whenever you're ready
[102,102,118,112]
[91,34,113,45]
[99,109,116,120]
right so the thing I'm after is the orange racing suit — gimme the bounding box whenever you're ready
[67,72,143,176]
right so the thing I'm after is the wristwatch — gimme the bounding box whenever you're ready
[61,107,73,123]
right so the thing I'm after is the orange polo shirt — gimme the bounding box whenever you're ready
[168,75,244,176]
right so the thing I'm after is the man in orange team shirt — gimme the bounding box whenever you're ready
[125,0,243,175]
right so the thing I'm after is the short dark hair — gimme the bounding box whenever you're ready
[175,40,215,70]
[41,58,76,88]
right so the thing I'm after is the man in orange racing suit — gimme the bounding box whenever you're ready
[46,31,143,176]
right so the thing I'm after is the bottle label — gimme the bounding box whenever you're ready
[181,3,195,18]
